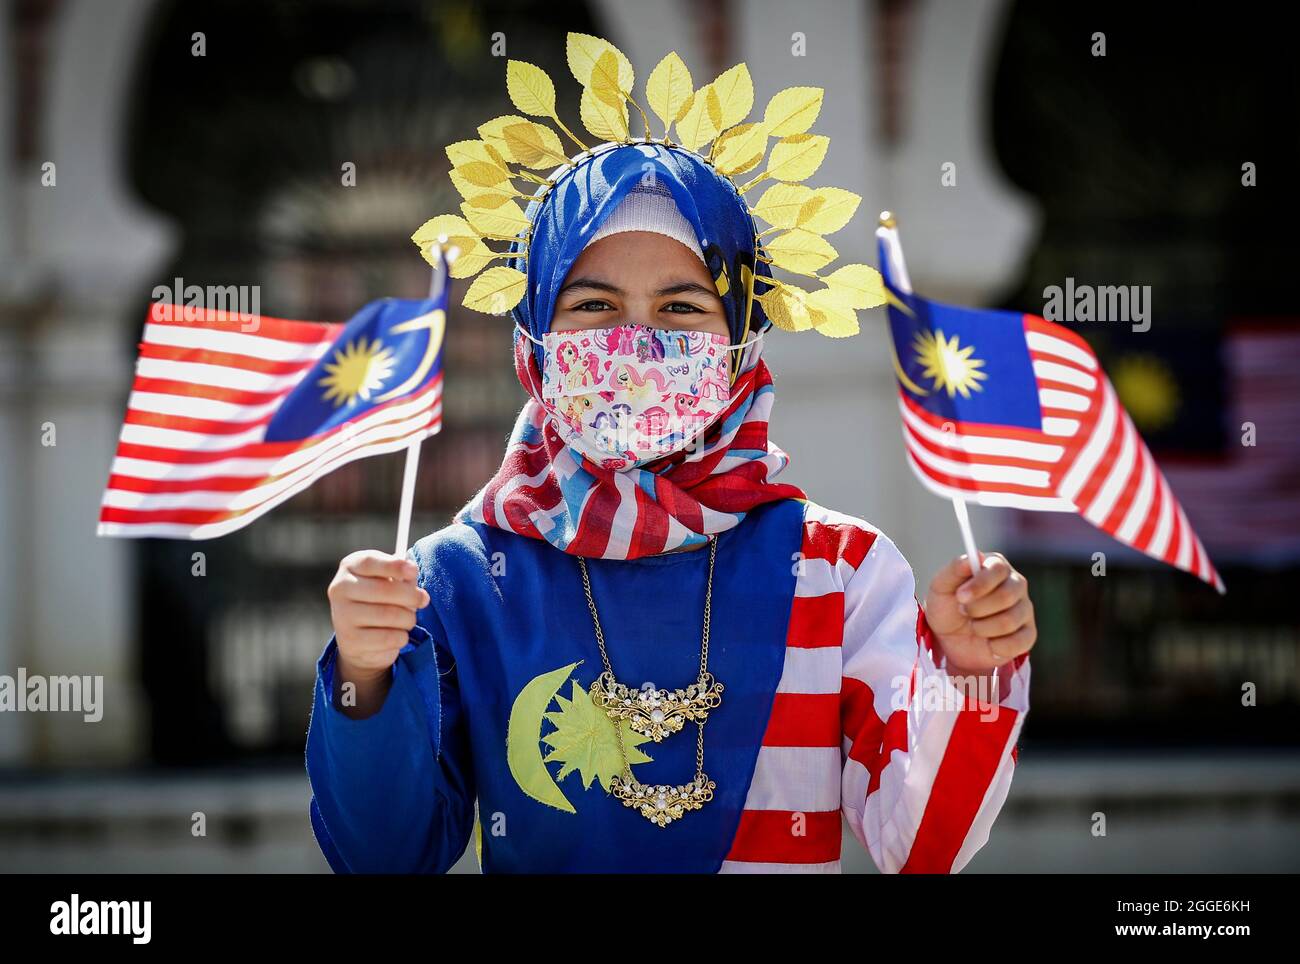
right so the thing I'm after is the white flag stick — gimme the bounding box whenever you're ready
[394,241,455,557]
[876,212,981,577]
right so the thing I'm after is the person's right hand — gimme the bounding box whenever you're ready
[327,550,429,716]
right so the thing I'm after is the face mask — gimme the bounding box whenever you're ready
[526,323,744,469]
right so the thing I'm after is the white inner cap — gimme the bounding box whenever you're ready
[585,184,706,263]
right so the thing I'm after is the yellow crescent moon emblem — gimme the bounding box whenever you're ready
[374,308,446,403]
[506,661,579,813]
[891,336,930,396]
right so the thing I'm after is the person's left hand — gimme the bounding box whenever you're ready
[925,552,1036,675]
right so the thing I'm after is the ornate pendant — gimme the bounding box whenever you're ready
[610,773,716,827]
[589,672,724,742]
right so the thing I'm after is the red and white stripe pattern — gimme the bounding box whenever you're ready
[97,304,443,539]
[720,503,1029,874]
[879,226,1223,592]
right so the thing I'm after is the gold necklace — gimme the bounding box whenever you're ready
[576,537,722,827]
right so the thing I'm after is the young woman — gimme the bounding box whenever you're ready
[305,40,1036,874]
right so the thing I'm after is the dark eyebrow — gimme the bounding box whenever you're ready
[558,277,625,297]
[655,281,718,299]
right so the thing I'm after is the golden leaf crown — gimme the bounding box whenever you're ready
[410,32,887,337]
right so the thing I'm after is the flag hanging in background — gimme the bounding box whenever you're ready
[97,292,446,540]
[877,225,1224,593]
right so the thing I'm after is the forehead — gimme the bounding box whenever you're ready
[562,231,715,290]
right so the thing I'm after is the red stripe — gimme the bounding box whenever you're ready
[801,520,876,567]
[899,706,1018,874]
[129,377,285,407]
[904,448,1057,499]
[148,302,340,343]
[784,593,844,648]
[903,420,1063,471]
[124,408,273,435]
[724,808,842,865]
[761,693,840,746]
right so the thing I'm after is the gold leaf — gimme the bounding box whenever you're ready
[480,116,567,169]
[445,139,503,170]
[762,87,824,137]
[646,52,693,132]
[675,85,719,152]
[455,160,514,190]
[463,266,527,313]
[461,189,515,209]
[450,169,516,205]
[589,50,626,108]
[806,288,859,338]
[712,121,769,176]
[765,133,830,183]
[506,60,557,118]
[752,183,814,230]
[461,200,531,238]
[411,214,476,252]
[757,285,813,332]
[579,85,629,142]
[566,32,633,94]
[800,187,861,234]
[766,228,838,274]
[710,63,754,130]
[820,263,886,310]
[448,240,498,279]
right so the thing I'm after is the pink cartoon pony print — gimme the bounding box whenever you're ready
[555,340,599,392]
[692,359,729,401]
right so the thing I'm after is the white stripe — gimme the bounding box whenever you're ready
[1037,388,1091,413]
[905,434,1052,487]
[719,859,841,874]
[898,399,1064,463]
[143,323,331,362]
[904,451,1076,512]
[794,557,852,597]
[1042,417,1080,437]
[135,357,309,393]
[1174,503,1194,570]
[1147,469,1176,559]
[98,420,441,539]
[1026,330,1097,371]
[602,473,640,558]
[774,647,841,694]
[1032,359,1097,391]
[1084,410,1137,524]
[119,421,268,451]
[125,390,285,423]
[1058,382,1118,503]
[742,746,841,812]
[109,392,439,481]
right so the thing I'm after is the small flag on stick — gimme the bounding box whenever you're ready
[97,268,448,541]
[877,214,1223,593]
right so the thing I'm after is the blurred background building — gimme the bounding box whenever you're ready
[1,0,1297,872]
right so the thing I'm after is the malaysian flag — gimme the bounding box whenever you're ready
[97,292,446,540]
[877,222,1223,593]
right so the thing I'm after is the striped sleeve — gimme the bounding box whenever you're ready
[830,509,1031,874]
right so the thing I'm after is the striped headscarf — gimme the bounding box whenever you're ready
[458,143,805,558]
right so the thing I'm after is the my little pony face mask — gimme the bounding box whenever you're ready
[539,324,731,468]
